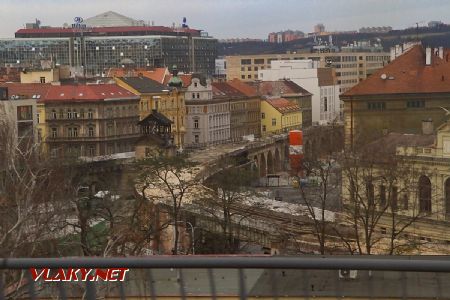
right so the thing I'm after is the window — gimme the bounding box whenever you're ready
[402,194,408,210]
[445,178,450,217]
[51,127,57,138]
[194,135,199,143]
[197,93,200,99]
[323,97,328,112]
[406,100,425,108]
[262,125,266,132]
[40,77,46,83]
[254,58,264,64]
[261,113,265,119]
[88,127,94,137]
[17,106,32,121]
[272,118,276,126]
[241,75,245,79]
[67,109,73,119]
[88,109,93,119]
[379,185,386,206]
[247,67,251,71]
[80,109,84,119]
[366,182,374,206]
[241,59,251,65]
[88,145,95,157]
[52,109,57,119]
[418,175,432,213]
[194,82,198,87]
[194,119,199,129]
[368,102,386,110]
[391,186,398,210]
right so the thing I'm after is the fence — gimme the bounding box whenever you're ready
[2,256,450,299]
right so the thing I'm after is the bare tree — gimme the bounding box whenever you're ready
[134,151,198,254]
[339,146,431,255]
[196,158,259,253]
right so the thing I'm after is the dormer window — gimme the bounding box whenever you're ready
[194,82,198,87]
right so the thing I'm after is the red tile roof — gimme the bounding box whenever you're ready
[249,80,312,97]
[211,82,246,98]
[0,82,51,99]
[106,67,168,83]
[227,79,259,97]
[265,98,300,113]
[343,45,450,96]
[163,73,193,87]
[41,84,139,103]
[16,26,201,35]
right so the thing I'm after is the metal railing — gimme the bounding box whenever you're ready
[2,256,450,299]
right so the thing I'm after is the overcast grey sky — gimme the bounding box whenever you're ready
[1,0,450,39]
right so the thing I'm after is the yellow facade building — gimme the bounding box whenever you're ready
[115,76,186,147]
[260,98,301,136]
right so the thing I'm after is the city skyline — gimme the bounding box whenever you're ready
[0,0,449,39]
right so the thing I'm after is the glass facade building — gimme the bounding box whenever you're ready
[0,32,217,76]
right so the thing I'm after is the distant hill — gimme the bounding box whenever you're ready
[218,25,450,56]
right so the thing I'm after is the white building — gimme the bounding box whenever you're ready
[215,59,227,77]
[184,77,230,147]
[259,60,341,124]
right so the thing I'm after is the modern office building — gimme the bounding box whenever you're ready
[0,13,217,77]
[225,50,390,93]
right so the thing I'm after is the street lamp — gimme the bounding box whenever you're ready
[173,221,196,255]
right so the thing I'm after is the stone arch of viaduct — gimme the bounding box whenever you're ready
[248,139,288,177]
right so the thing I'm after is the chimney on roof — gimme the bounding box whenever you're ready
[439,47,444,59]
[422,118,433,135]
[425,47,432,65]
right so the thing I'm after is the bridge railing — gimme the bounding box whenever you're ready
[1,256,450,299]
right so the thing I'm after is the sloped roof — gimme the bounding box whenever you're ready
[212,82,246,99]
[364,132,435,155]
[343,45,450,96]
[163,74,193,87]
[265,98,300,113]
[118,76,172,94]
[84,11,138,27]
[250,80,312,97]
[138,110,173,126]
[227,79,259,97]
[107,68,168,83]
[0,82,51,99]
[41,84,138,103]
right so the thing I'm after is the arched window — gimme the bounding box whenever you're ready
[445,178,450,218]
[418,175,432,213]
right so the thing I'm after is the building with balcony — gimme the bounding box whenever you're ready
[115,75,186,147]
[340,45,450,148]
[39,84,140,158]
[260,98,301,136]
[225,51,390,94]
[0,83,51,149]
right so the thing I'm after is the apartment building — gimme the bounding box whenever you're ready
[214,80,261,140]
[250,80,312,128]
[0,83,51,149]
[115,76,186,146]
[261,98,301,136]
[225,51,390,93]
[40,84,140,158]
[184,77,230,147]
